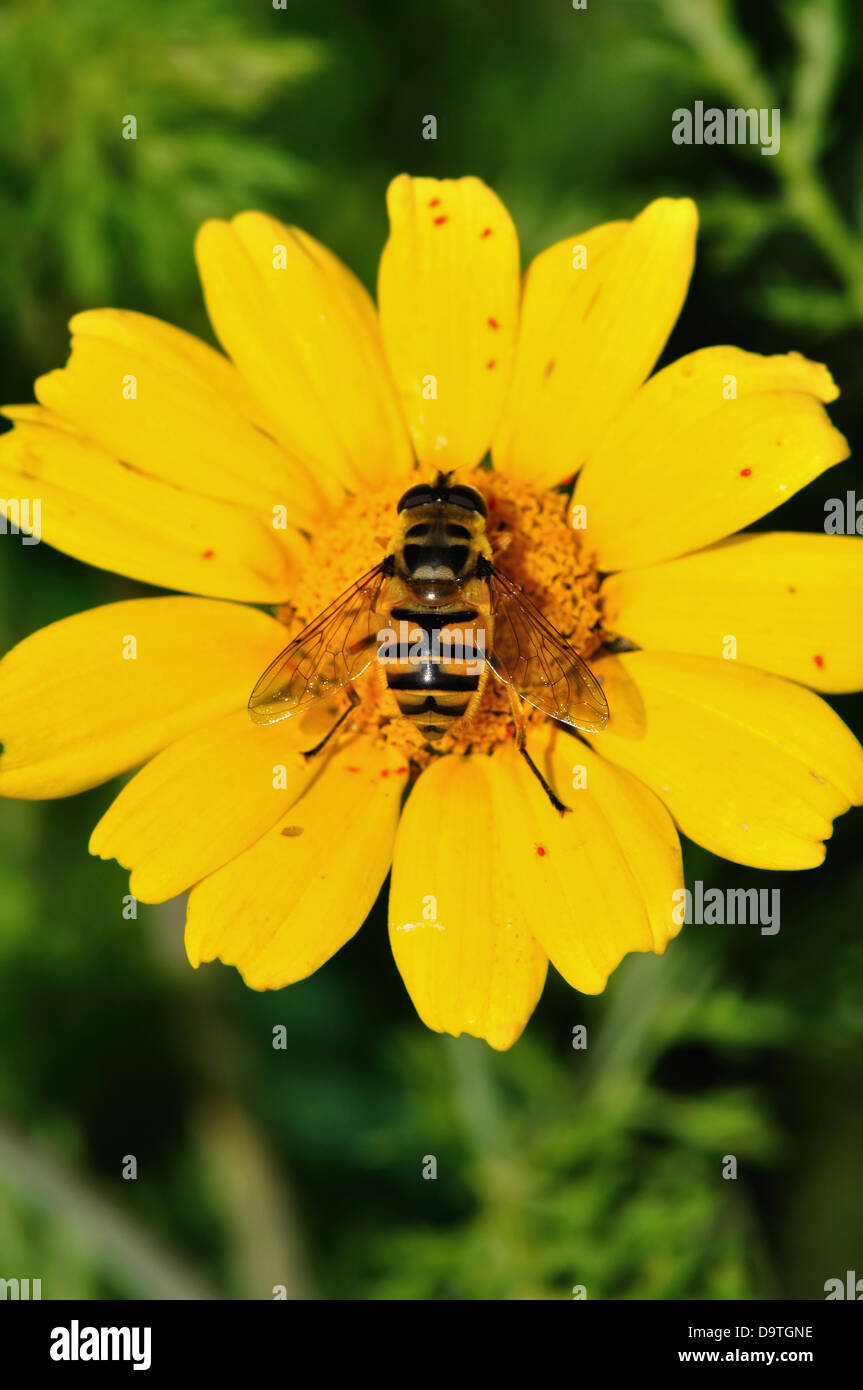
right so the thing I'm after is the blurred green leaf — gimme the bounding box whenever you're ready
[0,0,326,365]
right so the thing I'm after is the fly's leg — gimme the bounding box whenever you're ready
[506,686,570,815]
[302,685,361,761]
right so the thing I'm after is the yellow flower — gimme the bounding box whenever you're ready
[1,175,861,1050]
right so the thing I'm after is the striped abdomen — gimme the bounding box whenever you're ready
[383,605,491,741]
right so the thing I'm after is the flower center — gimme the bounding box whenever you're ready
[287,468,603,768]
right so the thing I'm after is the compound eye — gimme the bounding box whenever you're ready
[447,485,488,517]
[397,485,434,513]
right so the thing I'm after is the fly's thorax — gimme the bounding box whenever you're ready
[391,500,492,585]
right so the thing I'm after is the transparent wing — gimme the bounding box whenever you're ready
[248,562,389,725]
[486,564,609,732]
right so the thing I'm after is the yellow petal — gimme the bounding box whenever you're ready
[0,412,306,603]
[0,598,288,798]
[484,735,682,994]
[195,213,412,494]
[602,533,863,693]
[587,651,863,869]
[574,347,848,569]
[186,738,406,989]
[378,175,520,471]
[32,308,327,527]
[90,707,332,903]
[494,198,697,488]
[388,754,546,1049]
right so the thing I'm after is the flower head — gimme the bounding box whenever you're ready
[1,175,860,1049]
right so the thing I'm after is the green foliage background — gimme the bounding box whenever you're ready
[0,0,861,1300]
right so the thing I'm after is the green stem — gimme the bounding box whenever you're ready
[659,0,863,315]
[0,1119,219,1300]
[151,898,316,1300]
[445,1036,541,1298]
[776,152,863,313]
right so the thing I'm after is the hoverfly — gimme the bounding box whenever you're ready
[249,472,608,811]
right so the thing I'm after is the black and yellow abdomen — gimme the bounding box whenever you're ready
[383,605,491,741]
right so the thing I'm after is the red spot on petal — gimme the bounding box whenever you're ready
[583,286,601,320]
[346,765,360,773]
[201,549,215,558]
[428,197,441,207]
[480,227,493,238]
[433,215,448,226]
[380,769,390,777]
[814,653,825,668]
[487,317,500,330]
[394,765,407,774]
[486,360,496,370]
[740,468,752,478]
[536,844,548,858]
